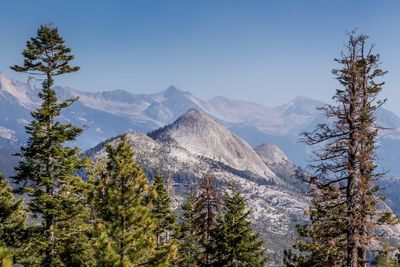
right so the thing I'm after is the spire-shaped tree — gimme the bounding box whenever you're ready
[176,191,203,266]
[151,170,178,265]
[213,186,267,267]
[0,173,26,265]
[193,172,220,266]
[89,136,157,266]
[152,170,177,245]
[285,32,393,267]
[10,24,89,266]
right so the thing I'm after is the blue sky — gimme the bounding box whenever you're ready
[1,1,400,114]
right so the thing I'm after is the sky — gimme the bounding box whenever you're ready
[1,0,400,114]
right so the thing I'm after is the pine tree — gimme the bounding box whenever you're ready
[0,246,13,267]
[151,170,178,265]
[0,173,26,264]
[89,135,157,266]
[284,184,347,266]
[176,191,203,266]
[375,244,400,267]
[213,186,267,267]
[285,32,392,266]
[10,24,90,266]
[193,173,220,266]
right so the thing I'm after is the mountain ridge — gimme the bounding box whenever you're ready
[2,70,400,176]
[86,108,400,264]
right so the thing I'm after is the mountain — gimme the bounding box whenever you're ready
[87,109,400,265]
[148,108,277,180]
[2,70,400,213]
[87,109,309,264]
[254,143,306,192]
[3,70,400,168]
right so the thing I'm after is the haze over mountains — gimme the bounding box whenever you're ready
[86,107,400,263]
[2,70,400,174]
[2,70,400,263]
[86,108,312,262]
[1,71,400,200]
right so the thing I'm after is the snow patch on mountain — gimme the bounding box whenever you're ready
[0,72,36,109]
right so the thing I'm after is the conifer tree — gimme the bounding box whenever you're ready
[176,191,202,266]
[89,136,157,266]
[10,25,89,266]
[151,170,178,265]
[213,186,267,267]
[283,184,347,266]
[375,244,400,267]
[0,173,26,264]
[152,170,177,245]
[193,173,220,266]
[0,246,13,267]
[285,32,392,267]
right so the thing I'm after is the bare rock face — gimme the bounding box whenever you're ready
[88,109,309,264]
[149,109,277,180]
[255,143,290,166]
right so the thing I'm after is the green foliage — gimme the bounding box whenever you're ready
[374,244,400,267]
[177,180,266,267]
[213,186,267,267]
[11,24,90,266]
[151,170,178,265]
[0,173,26,264]
[284,185,347,266]
[176,192,203,266]
[89,136,158,266]
[286,32,390,266]
[11,24,79,76]
[193,173,220,266]
[0,245,13,267]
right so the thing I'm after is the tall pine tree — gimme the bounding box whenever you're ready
[176,191,203,267]
[0,173,26,265]
[285,32,392,267]
[151,170,178,265]
[284,184,347,266]
[193,172,220,266]
[89,135,158,266]
[213,186,267,267]
[11,25,89,266]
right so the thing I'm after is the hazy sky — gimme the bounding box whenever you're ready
[1,1,400,114]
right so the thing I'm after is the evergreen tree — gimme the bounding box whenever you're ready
[283,184,347,266]
[0,173,26,264]
[151,170,178,265]
[0,246,13,267]
[176,191,203,266]
[89,136,157,266]
[193,173,220,266]
[10,24,89,266]
[285,32,392,266]
[375,244,400,267]
[213,186,267,267]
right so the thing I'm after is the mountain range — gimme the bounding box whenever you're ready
[2,70,400,264]
[86,108,400,264]
[2,71,400,173]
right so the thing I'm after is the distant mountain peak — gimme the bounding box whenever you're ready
[163,85,184,96]
[167,108,217,132]
[0,72,36,108]
[148,108,277,179]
